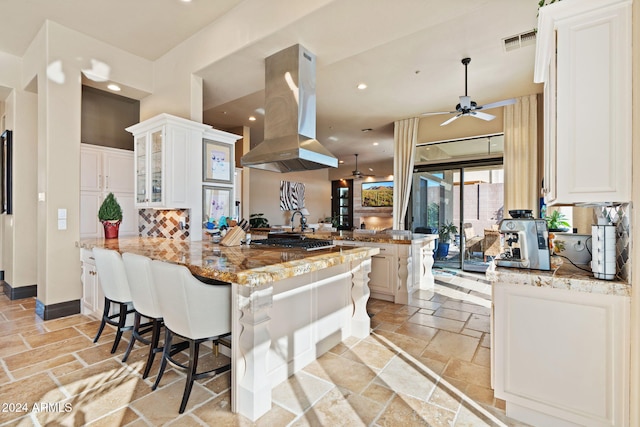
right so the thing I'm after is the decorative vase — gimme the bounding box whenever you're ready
[436,242,450,259]
[102,220,121,239]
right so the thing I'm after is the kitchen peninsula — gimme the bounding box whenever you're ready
[78,236,378,421]
[254,229,438,304]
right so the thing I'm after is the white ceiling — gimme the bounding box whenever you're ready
[1,0,542,170]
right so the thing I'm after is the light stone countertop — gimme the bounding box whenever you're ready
[78,237,378,287]
[488,262,631,297]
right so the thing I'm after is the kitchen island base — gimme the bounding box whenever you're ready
[232,257,372,421]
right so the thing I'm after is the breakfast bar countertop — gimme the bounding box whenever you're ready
[77,237,378,287]
[490,261,631,297]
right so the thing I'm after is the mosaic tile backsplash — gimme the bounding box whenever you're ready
[138,209,190,240]
[595,203,630,283]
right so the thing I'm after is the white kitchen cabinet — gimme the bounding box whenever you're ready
[493,282,630,427]
[535,0,631,205]
[369,250,395,297]
[80,248,105,318]
[126,114,210,209]
[80,144,137,238]
[333,240,421,303]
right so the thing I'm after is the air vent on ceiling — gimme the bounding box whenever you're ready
[502,30,537,52]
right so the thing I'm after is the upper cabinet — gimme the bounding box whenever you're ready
[80,144,136,238]
[535,0,631,205]
[126,114,210,209]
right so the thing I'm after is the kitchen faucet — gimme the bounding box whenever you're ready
[291,210,308,232]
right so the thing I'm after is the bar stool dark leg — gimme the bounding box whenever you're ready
[143,318,163,379]
[179,339,201,414]
[93,298,111,343]
[111,302,129,353]
[152,328,172,390]
[122,311,141,363]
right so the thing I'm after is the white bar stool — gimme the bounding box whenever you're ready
[149,259,232,414]
[121,252,164,379]
[92,247,134,354]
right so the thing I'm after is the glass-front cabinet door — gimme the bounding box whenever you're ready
[150,129,163,204]
[135,134,147,204]
[134,128,164,206]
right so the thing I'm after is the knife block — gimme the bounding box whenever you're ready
[220,226,246,247]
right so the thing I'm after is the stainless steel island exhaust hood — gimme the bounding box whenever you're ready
[241,44,338,172]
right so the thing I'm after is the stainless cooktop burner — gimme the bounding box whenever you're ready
[251,238,334,251]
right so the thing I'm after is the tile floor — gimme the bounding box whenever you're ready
[0,270,530,426]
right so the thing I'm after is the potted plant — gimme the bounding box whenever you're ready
[249,213,270,229]
[99,192,123,239]
[545,210,570,232]
[437,222,458,259]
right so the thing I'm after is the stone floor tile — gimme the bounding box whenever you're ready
[425,330,480,362]
[23,326,82,348]
[0,334,29,358]
[434,307,472,322]
[375,356,437,400]
[4,336,93,371]
[408,311,465,333]
[443,359,491,389]
[272,370,333,415]
[466,313,491,333]
[302,352,377,394]
[377,393,456,427]
[130,379,212,424]
[340,339,396,371]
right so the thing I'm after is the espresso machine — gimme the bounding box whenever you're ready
[496,212,551,271]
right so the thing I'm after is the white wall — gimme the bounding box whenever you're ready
[249,168,331,227]
[20,21,153,307]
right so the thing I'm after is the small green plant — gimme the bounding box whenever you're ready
[249,213,270,228]
[545,210,570,231]
[98,192,123,222]
[439,222,458,244]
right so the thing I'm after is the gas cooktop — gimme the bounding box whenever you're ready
[251,238,335,251]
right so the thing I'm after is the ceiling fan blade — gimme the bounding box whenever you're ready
[470,111,496,121]
[420,110,455,116]
[478,98,516,110]
[440,114,462,126]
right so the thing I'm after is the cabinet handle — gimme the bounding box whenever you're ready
[106,176,109,189]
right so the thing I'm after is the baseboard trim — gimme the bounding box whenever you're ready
[1,281,37,300]
[35,299,81,320]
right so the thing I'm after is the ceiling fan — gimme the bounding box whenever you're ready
[421,57,516,126]
[350,154,374,179]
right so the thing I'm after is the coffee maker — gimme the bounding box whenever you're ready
[496,210,551,271]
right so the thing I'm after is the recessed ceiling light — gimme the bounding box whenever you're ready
[248,116,256,121]
[373,142,379,146]
[361,128,373,132]
[339,160,344,164]
[107,83,121,92]
[357,83,367,90]
[328,136,338,142]
[180,0,192,3]
[368,168,374,172]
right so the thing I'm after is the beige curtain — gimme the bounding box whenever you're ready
[503,94,539,216]
[393,117,419,230]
